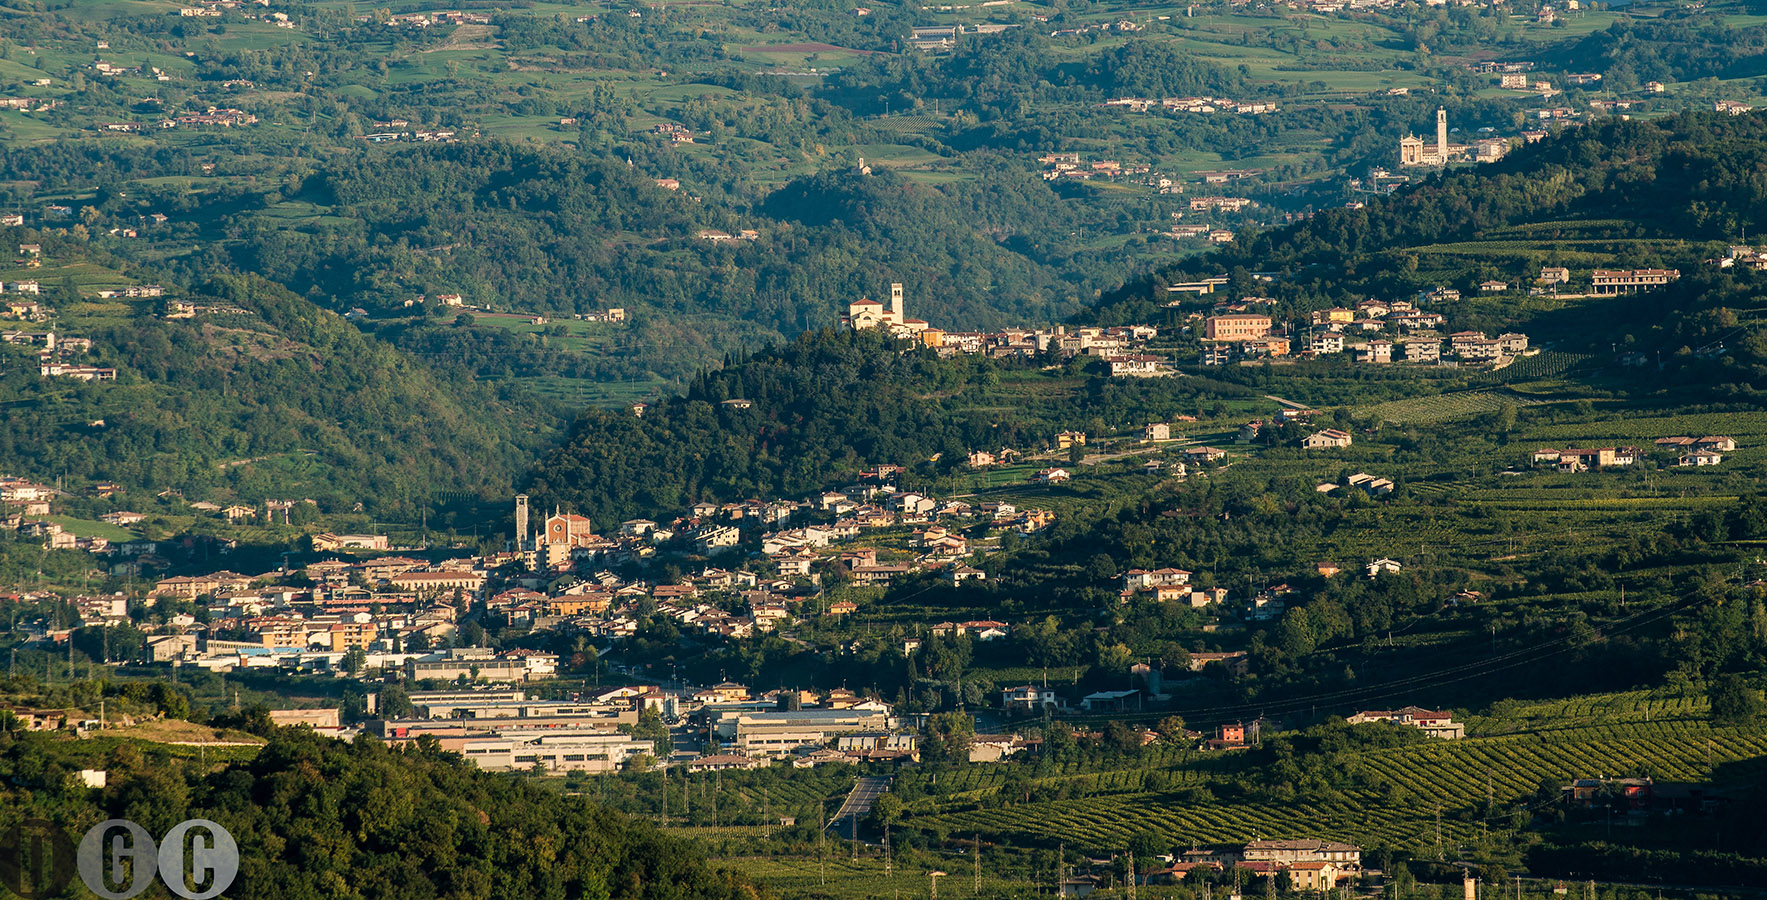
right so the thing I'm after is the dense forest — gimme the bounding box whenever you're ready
[1543,17,1767,87]
[0,727,767,900]
[234,143,1103,334]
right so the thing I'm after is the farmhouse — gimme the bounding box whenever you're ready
[1365,558,1403,577]
[1346,706,1465,739]
[1240,839,1362,869]
[1303,429,1352,449]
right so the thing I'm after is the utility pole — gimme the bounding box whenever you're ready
[973,835,980,895]
[1058,842,1065,896]
[819,800,827,887]
[1435,800,1443,859]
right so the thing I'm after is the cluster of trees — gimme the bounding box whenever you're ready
[523,328,1237,525]
[1548,18,1767,87]
[0,728,767,900]
[822,29,1260,122]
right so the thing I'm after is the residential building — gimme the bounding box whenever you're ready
[1365,558,1403,577]
[1001,685,1060,713]
[1591,269,1679,295]
[1303,429,1352,449]
[1346,706,1465,739]
[1240,840,1361,869]
[311,533,389,551]
[1204,314,1273,342]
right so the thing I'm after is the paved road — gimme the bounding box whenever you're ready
[1263,393,1313,410]
[826,775,891,834]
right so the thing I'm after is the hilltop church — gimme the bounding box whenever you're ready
[842,282,933,339]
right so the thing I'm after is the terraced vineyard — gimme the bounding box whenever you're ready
[1355,730,1767,808]
[1364,390,1547,425]
[897,706,1767,857]
[1483,351,1591,383]
[1462,690,1709,736]
[909,791,1487,855]
[1521,411,1767,447]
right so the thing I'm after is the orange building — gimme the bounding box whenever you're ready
[1204,314,1273,341]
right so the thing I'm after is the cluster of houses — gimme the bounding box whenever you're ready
[1036,152,1155,184]
[156,107,258,129]
[0,327,111,382]
[0,96,57,113]
[512,461,1052,588]
[109,474,1046,658]
[908,22,1020,52]
[1141,839,1362,891]
[651,122,696,144]
[1101,96,1279,115]
[1111,552,1408,626]
[1530,435,1735,472]
[1051,838,1366,894]
[1316,472,1394,495]
[359,129,459,143]
[370,9,493,26]
[1118,567,1228,609]
[0,250,114,380]
[842,286,1173,376]
[1192,293,1533,368]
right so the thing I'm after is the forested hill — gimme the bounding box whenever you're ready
[523,328,1242,526]
[232,142,1093,340]
[0,267,557,517]
[0,728,765,900]
[1233,111,1767,269]
[1540,18,1767,87]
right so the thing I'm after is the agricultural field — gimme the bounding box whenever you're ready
[1364,389,1550,425]
[893,716,1767,857]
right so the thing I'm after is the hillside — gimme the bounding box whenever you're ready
[522,327,1252,526]
[0,242,559,517]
